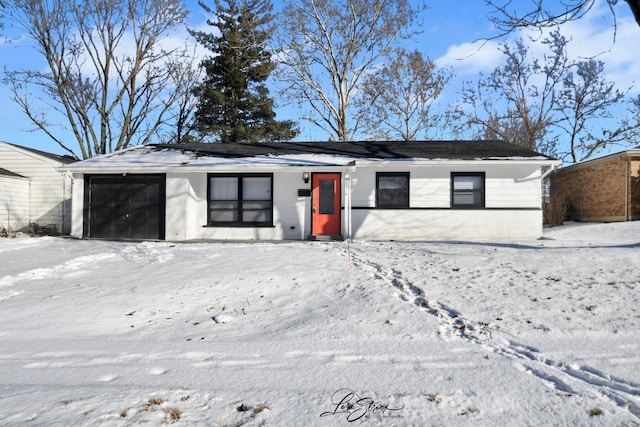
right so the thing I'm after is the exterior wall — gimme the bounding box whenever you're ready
[0,175,30,231]
[0,143,72,233]
[70,161,548,241]
[350,162,543,209]
[165,170,319,241]
[351,210,543,240]
[551,157,628,222]
[348,162,544,240]
[70,173,85,238]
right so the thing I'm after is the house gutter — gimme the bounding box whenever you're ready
[539,163,560,181]
[513,160,561,183]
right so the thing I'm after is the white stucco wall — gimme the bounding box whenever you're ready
[67,159,552,242]
[347,161,545,240]
[165,170,318,241]
[351,209,543,240]
[349,162,543,209]
[70,173,84,238]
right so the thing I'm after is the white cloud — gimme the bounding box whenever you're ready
[436,40,503,76]
[437,0,640,94]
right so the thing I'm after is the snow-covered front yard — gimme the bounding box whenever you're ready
[1,222,639,426]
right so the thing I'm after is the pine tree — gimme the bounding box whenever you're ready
[191,0,298,142]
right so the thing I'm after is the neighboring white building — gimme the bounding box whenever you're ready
[0,142,75,234]
[60,141,560,241]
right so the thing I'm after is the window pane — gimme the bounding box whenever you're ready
[452,174,483,207]
[243,177,271,200]
[210,177,238,200]
[377,174,408,207]
[208,174,273,225]
[453,192,480,205]
[242,209,271,222]
[319,179,335,214]
[211,210,238,222]
[379,190,407,207]
[243,200,271,210]
[453,176,482,191]
[211,201,238,210]
[379,175,407,190]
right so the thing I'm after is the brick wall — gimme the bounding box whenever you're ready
[551,158,628,222]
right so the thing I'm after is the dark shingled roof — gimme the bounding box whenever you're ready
[154,140,553,160]
[0,167,26,178]
[3,142,77,163]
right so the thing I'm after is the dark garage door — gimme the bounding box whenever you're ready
[85,175,166,240]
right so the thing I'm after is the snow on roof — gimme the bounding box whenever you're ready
[61,141,557,172]
[158,140,553,160]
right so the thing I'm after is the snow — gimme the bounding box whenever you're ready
[61,145,553,173]
[62,146,358,171]
[1,222,639,426]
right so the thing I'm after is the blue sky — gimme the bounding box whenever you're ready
[1,0,638,157]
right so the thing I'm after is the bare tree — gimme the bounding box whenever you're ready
[275,0,425,142]
[457,30,640,162]
[557,61,640,162]
[356,49,452,141]
[2,0,197,159]
[162,45,203,144]
[486,0,640,38]
[458,32,569,155]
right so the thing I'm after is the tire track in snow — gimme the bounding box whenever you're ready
[343,244,640,420]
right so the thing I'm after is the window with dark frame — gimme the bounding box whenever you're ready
[208,174,273,226]
[451,172,485,208]
[376,172,410,208]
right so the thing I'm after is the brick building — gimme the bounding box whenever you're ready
[550,147,640,222]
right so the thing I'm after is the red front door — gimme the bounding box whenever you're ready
[312,173,341,236]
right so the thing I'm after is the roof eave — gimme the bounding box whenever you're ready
[0,141,76,164]
[556,149,640,172]
[58,157,560,174]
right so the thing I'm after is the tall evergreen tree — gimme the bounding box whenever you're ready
[191,0,298,142]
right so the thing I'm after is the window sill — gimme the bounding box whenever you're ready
[203,224,275,228]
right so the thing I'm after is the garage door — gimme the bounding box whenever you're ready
[84,175,165,240]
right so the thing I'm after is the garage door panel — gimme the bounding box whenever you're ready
[85,175,165,240]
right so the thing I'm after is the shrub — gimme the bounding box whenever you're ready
[544,188,569,227]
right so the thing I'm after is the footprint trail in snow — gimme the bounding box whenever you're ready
[342,243,640,421]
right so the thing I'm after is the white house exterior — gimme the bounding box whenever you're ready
[0,142,75,234]
[60,141,560,241]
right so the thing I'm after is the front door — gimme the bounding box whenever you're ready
[312,173,341,236]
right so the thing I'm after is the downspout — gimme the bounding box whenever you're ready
[625,157,630,221]
[64,170,74,234]
[63,170,74,235]
[62,173,66,234]
[345,161,356,240]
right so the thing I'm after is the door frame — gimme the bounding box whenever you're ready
[311,172,342,237]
